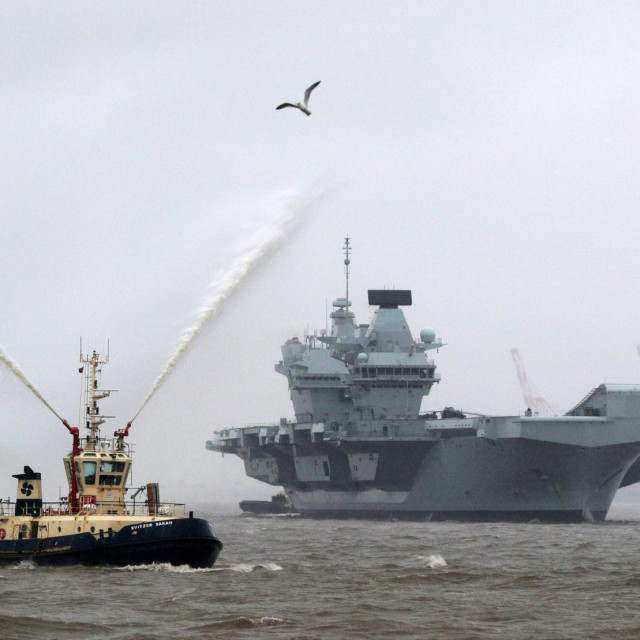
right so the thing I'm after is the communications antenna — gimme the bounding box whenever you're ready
[343,236,351,312]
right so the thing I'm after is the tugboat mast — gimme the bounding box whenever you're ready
[81,348,114,449]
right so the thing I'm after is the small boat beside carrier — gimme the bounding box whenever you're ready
[0,349,223,567]
[239,492,297,515]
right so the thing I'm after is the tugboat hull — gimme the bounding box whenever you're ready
[0,517,223,568]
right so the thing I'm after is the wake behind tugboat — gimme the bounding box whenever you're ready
[0,349,222,568]
[208,237,640,522]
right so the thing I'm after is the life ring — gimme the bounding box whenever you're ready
[0,528,6,540]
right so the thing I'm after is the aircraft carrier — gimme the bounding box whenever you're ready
[207,239,640,522]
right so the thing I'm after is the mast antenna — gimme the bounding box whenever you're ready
[343,236,351,313]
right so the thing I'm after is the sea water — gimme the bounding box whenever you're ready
[3,502,640,639]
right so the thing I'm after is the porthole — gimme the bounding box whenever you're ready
[90,526,95,533]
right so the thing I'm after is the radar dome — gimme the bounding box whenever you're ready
[356,353,368,364]
[420,328,436,343]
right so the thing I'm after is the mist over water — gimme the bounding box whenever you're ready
[131,187,330,423]
[0,346,64,422]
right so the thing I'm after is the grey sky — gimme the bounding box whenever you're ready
[2,2,640,504]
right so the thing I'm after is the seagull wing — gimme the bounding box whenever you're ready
[276,103,298,110]
[303,81,321,106]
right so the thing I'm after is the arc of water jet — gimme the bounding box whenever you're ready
[131,187,325,424]
[0,345,65,422]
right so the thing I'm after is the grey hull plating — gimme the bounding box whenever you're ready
[286,437,640,522]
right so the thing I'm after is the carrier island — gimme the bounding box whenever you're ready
[207,239,640,522]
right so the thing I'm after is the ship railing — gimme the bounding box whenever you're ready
[240,422,280,429]
[0,499,187,518]
[125,501,187,517]
[333,420,425,439]
[76,436,132,454]
[0,499,74,517]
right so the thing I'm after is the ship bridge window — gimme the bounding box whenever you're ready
[99,475,122,486]
[82,461,97,485]
[100,461,126,473]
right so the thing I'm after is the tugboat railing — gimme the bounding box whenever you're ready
[0,498,187,518]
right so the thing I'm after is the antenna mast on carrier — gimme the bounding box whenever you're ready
[343,236,351,313]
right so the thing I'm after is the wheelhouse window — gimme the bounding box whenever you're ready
[100,461,126,473]
[82,461,97,485]
[99,475,122,486]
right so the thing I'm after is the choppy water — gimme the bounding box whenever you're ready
[3,503,640,640]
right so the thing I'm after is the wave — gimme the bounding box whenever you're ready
[240,512,300,518]
[0,613,108,640]
[190,616,293,631]
[217,562,284,572]
[417,554,448,568]
[11,559,37,570]
[117,562,218,574]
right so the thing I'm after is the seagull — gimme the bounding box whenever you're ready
[276,81,321,116]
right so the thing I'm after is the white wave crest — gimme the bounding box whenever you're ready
[117,562,216,573]
[219,562,284,573]
[11,559,37,571]
[417,554,447,568]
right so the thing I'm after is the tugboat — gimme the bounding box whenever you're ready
[0,349,223,567]
[239,492,297,515]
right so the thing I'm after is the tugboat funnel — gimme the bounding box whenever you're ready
[13,466,42,516]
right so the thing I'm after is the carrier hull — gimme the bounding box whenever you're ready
[213,431,640,522]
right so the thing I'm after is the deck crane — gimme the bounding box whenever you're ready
[511,348,558,416]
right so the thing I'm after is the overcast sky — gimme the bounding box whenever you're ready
[2,2,640,505]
